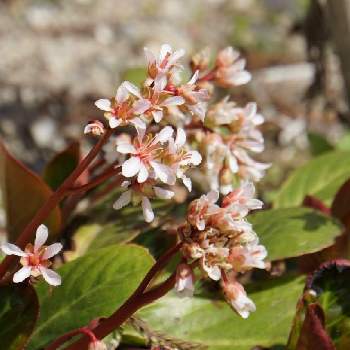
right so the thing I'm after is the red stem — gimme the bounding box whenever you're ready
[0,129,113,280]
[50,243,182,350]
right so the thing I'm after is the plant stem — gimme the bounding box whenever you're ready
[0,130,113,280]
[52,243,182,350]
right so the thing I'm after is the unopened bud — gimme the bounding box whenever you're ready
[88,340,107,350]
[84,120,105,136]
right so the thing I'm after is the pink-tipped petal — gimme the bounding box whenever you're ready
[154,186,174,199]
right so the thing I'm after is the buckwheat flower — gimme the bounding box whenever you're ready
[95,81,150,133]
[117,126,176,185]
[229,243,267,272]
[167,128,202,191]
[215,47,251,88]
[187,190,220,230]
[144,43,185,85]
[113,180,174,223]
[175,263,195,298]
[222,181,263,218]
[142,74,185,123]
[177,71,210,121]
[1,224,62,286]
[221,276,256,318]
[84,120,105,136]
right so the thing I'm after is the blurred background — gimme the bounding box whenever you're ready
[1,0,350,201]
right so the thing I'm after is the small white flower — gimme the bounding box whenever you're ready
[1,225,62,286]
[175,263,195,298]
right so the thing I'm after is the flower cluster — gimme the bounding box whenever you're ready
[87,44,268,222]
[177,181,267,318]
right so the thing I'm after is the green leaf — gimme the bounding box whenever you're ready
[273,151,350,208]
[0,284,39,350]
[250,207,342,261]
[127,276,305,350]
[43,142,80,190]
[0,141,62,242]
[28,244,154,350]
[308,132,334,156]
[121,67,147,86]
[336,132,350,151]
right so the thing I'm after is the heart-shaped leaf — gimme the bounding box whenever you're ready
[28,244,154,350]
[0,142,61,241]
[125,276,305,350]
[273,151,350,208]
[250,207,342,261]
[43,142,81,190]
[0,284,39,350]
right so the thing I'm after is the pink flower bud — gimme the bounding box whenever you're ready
[84,120,105,136]
[175,263,195,297]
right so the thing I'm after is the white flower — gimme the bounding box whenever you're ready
[222,278,256,318]
[95,81,150,134]
[117,126,176,185]
[222,181,263,218]
[175,263,195,298]
[113,181,174,223]
[215,47,251,87]
[1,225,62,286]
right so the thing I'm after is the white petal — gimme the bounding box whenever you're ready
[13,266,32,283]
[187,150,202,166]
[142,197,154,223]
[160,44,172,61]
[154,73,167,92]
[34,224,48,252]
[245,102,257,119]
[109,117,121,129]
[182,175,192,192]
[1,243,26,257]
[188,70,199,85]
[123,81,141,98]
[137,163,149,183]
[95,99,112,112]
[39,267,62,286]
[133,99,151,114]
[175,128,186,148]
[228,154,238,173]
[168,49,185,65]
[113,190,132,210]
[42,243,63,260]
[144,47,156,64]
[207,190,219,203]
[152,110,163,123]
[150,161,176,185]
[117,143,136,154]
[203,263,221,281]
[154,126,173,144]
[130,117,147,137]
[116,84,129,103]
[231,71,251,85]
[122,157,141,178]
[154,187,174,199]
[161,96,185,107]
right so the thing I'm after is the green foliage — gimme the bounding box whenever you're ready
[125,276,305,350]
[43,142,80,190]
[273,151,350,208]
[250,207,342,261]
[28,244,154,349]
[121,67,147,86]
[307,132,334,156]
[0,141,61,242]
[0,285,39,350]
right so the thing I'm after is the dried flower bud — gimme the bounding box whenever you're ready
[191,47,211,71]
